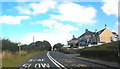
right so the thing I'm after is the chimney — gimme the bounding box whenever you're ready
[85,29,88,32]
[73,35,75,38]
[105,24,107,29]
[95,29,97,33]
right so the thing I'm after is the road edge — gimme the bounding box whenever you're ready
[72,57,119,69]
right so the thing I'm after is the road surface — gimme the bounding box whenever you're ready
[19,51,110,69]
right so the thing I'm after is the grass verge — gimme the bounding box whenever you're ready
[2,51,41,67]
[80,41,119,63]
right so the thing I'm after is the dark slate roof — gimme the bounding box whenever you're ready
[71,38,78,40]
[97,29,105,35]
[112,32,118,36]
[78,30,94,38]
[112,32,117,34]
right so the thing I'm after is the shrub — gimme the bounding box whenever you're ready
[80,41,119,62]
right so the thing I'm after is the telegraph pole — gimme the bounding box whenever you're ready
[33,36,34,43]
[33,36,35,46]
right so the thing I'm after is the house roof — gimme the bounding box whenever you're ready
[78,25,118,39]
[68,35,78,42]
[78,28,106,39]
[78,30,94,38]
[112,32,118,36]
[97,29,105,35]
[71,38,78,40]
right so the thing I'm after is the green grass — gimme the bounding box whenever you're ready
[65,48,76,52]
[2,51,42,67]
[80,41,119,63]
[81,41,118,51]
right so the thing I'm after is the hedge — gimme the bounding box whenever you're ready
[80,41,119,62]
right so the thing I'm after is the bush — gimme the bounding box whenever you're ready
[53,43,63,51]
[1,38,52,53]
[2,39,18,52]
[70,43,74,48]
[80,41,119,62]
[80,50,118,58]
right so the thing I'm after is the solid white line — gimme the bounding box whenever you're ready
[47,51,67,69]
[48,52,65,68]
[47,51,61,68]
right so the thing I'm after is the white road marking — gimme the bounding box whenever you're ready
[22,63,31,68]
[29,59,45,62]
[47,51,67,69]
[38,59,44,61]
[34,63,50,68]
[48,52,65,68]
[41,63,50,68]
[29,59,32,62]
[21,51,67,69]
[47,51,60,68]
[34,63,41,68]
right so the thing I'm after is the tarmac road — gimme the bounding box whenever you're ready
[19,51,112,69]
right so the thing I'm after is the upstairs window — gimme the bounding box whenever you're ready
[104,37,105,40]
[101,37,102,40]
[108,37,109,40]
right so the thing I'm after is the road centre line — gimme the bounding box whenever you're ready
[47,51,67,69]
[47,51,61,68]
[48,52,66,68]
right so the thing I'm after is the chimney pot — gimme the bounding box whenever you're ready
[105,24,107,29]
[95,29,97,33]
[85,29,88,32]
[73,35,75,38]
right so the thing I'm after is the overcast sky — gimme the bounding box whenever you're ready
[1,0,119,46]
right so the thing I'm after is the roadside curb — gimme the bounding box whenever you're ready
[72,56,119,69]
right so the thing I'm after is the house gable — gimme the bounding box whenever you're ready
[99,28,114,42]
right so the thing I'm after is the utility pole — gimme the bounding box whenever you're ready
[33,36,35,46]
[33,36,34,43]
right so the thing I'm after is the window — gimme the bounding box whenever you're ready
[108,37,109,40]
[101,37,102,40]
[104,37,105,40]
